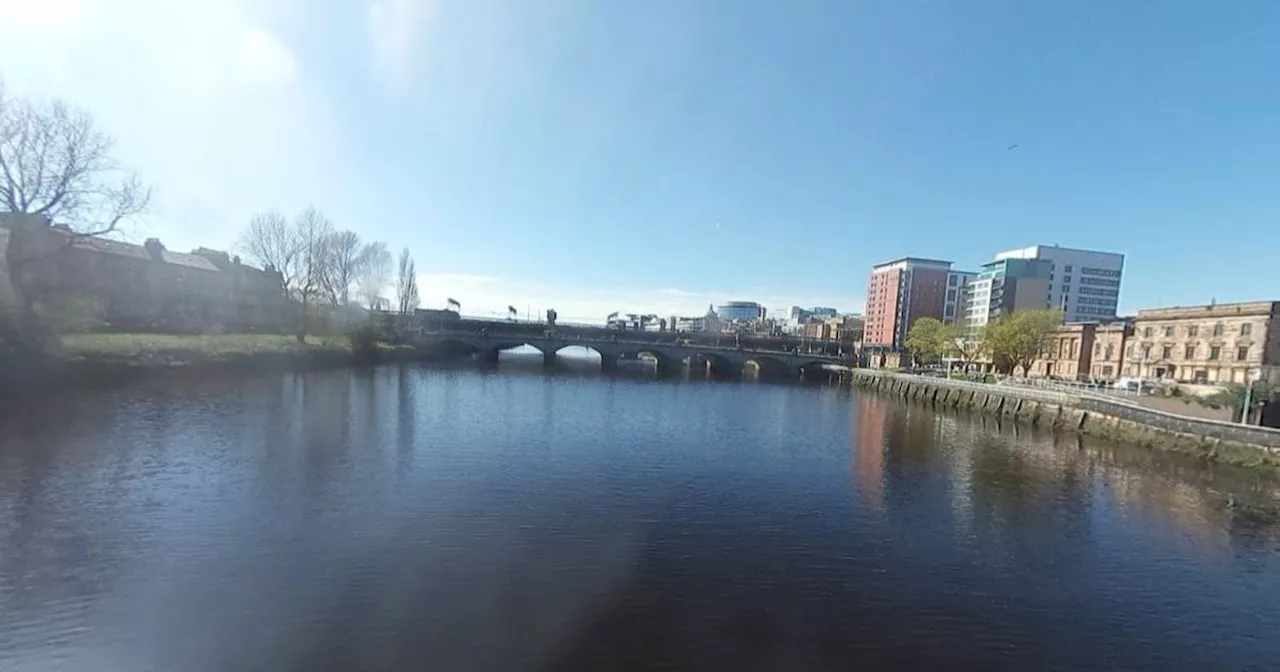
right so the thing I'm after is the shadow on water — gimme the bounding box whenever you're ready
[1,364,1279,670]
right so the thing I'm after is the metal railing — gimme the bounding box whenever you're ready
[998,376,1142,406]
[867,371,1077,404]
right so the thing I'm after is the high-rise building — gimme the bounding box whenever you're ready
[944,270,976,324]
[963,257,1053,328]
[992,245,1124,322]
[863,257,953,350]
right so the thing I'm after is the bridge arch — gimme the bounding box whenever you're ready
[745,356,791,378]
[620,347,682,374]
[698,352,738,377]
[797,360,838,380]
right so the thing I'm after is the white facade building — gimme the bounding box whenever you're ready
[993,245,1124,322]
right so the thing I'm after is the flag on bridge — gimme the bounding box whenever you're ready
[508,305,518,316]
[447,298,461,311]
[606,311,619,321]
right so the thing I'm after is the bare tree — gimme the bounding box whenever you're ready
[396,247,419,314]
[292,207,334,340]
[237,211,300,296]
[0,81,151,236]
[320,230,363,307]
[356,241,392,309]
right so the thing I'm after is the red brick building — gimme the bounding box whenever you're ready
[863,257,953,363]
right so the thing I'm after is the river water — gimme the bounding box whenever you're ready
[2,362,1279,671]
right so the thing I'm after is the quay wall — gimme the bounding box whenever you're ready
[850,371,1280,471]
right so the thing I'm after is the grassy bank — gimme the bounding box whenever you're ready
[0,333,420,395]
[61,333,356,362]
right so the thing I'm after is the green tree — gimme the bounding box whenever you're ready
[985,309,1063,376]
[950,326,988,369]
[905,317,947,365]
[1202,381,1274,420]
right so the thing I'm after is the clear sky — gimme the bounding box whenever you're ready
[2,0,1277,323]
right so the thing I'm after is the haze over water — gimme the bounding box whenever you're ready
[1,364,1279,671]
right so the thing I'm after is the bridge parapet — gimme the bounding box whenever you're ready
[415,330,851,378]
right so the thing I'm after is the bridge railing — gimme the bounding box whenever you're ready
[419,330,851,361]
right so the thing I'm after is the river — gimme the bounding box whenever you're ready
[2,362,1279,671]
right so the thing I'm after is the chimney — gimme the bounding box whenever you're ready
[144,238,166,260]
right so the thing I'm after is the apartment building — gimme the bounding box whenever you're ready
[1124,301,1280,384]
[944,270,976,324]
[963,257,1052,328]
[863,257,953,351]
[993,245,1124,322]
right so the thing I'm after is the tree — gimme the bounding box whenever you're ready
[238,211,301,296]
[905,317,947,365]
[1203,381,1274,421]
[292,207,334,340]
[320,230,363,307]
[396,248,419,314]
[951,326,988,369]
[0,81,151,236]
[355,242,392,309]
[985,309,1063,376]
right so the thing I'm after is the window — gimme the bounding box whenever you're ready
[1141,344,1152,359]
[1143,327,1153,337]
[1064,275,1071,284]
[1209,346,1221,361]
[1213,323,1224,337]
[1241,323,1252,336]
[1163,326,1173,337]
[1162,346,1172,360]
[1104,345,1114,361]
[1093,343,1101,356]
[1185,344,1196,360]
[948,275,958,286]
[946,289,957,301]
[1126,344,1135,358]
[1238,347,1249,361]
[1064,265,1073,272]
[1188,325,1198,337]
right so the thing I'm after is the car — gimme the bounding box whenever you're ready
[1111,377,1156,392]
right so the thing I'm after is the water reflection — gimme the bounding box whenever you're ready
[0,365,1278,670]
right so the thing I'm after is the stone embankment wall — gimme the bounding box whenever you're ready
[850,371,1280,470]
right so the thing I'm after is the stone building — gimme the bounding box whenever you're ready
[1027,321,1096,380]
[1124,301,1280,384]
[2,213,288,333]
[1088,320,1132,380]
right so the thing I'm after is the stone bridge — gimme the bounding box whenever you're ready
[417,331,850,378]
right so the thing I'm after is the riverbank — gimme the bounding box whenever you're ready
[850,370,1280,472]
[3,333,426,395]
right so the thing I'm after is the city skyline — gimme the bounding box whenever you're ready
[2,1,1278,319]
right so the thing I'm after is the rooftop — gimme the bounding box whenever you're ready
[1134,301,1280,320]
[871,257,953,271]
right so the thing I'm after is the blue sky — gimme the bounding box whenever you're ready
[2,0,1277,322]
